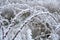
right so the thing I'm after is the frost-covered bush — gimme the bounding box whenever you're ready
[0,0,60,40]
[1,8,15,20]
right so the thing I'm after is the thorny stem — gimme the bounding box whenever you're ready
[2,28,4,40]
[12,30,20,40]
[3,24,15,39]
